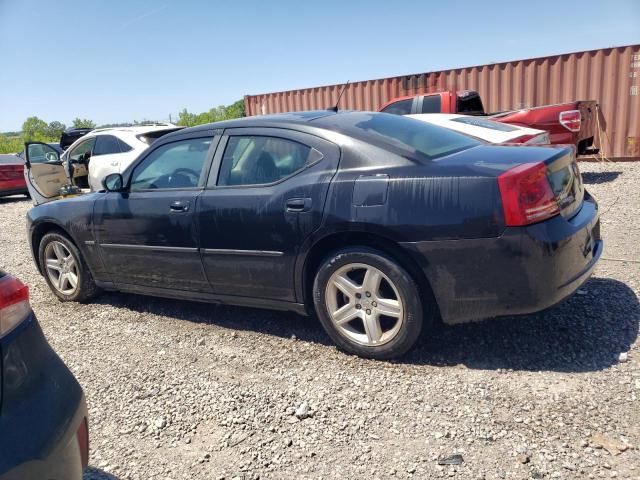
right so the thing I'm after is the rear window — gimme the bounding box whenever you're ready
[319,112,480,161]
[451,117,519,132]
[380,98,413,115]
[421,95,441,113]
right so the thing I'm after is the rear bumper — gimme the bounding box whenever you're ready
[0,313,87,479]
[402,193,602,324]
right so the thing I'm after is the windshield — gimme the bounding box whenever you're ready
[315,112,480,161]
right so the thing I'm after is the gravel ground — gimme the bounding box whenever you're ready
[1,161,639,480]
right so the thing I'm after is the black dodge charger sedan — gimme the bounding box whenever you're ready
[24,111,602,359]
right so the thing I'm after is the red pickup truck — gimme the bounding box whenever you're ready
[379,90,599,155]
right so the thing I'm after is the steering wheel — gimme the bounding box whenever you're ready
[173,168,200,183]
[150,168,200,189]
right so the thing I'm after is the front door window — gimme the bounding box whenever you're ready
[130,137,212,190]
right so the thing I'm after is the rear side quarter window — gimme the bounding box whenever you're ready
[117,138,133,152]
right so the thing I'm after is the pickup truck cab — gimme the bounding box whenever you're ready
[379,90,599,155]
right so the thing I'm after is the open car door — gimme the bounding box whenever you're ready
[24,142,68,205]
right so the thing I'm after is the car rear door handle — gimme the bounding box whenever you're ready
[285,198,312,213]
[170,200,190,212]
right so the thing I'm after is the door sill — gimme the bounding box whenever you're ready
[96,280,308,316]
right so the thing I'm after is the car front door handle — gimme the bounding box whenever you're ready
[285,198,312,213]
[170,200,190,212]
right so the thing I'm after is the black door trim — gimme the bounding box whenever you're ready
[100,243,198,253]
[200,248,283,257]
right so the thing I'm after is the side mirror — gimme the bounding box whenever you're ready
[45,151,60,163]
[103,173,124,192]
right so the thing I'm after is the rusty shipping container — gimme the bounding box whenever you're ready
[245,45,640,160]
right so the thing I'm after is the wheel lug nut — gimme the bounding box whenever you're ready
[355,293,361,299]
[372,301,377,307]
[365,291,371,297]
[356,304,362,309]
[366,309,371,315]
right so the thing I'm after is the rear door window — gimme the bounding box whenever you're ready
[217,136,313,186]
[421,95,441,113]
[380,98,413,115]
[93,135,122,156]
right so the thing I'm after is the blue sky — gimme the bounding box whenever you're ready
[0,0,638,131]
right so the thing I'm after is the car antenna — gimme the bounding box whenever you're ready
[327,81,350,112]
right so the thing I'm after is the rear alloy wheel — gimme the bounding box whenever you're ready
[38,232,99,302]
[313,248,424,359]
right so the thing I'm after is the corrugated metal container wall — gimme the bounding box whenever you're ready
[245,45,640,159]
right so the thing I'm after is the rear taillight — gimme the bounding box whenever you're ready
[0,275,30,338]
[497,162,560,226]
[76,417,89,469]
[506,133,550,145]
[559,110,581,132]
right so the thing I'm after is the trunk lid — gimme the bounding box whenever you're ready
[442,144,584,221]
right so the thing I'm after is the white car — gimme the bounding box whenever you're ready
[24,124,182,205]
[407,113,550,145]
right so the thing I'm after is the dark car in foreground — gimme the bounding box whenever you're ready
[0,272,88,479]
[24,111,602,359]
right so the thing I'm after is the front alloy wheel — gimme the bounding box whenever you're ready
[38,231,99,302]
[45,240,79,295]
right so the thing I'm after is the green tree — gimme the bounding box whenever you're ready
[22,116,48,142]
[176,108,198,127]
[176,100,245,127]
[225,99,245,119]
[0,134,24,154]
[72,118,96,129]
[45,121,66,140]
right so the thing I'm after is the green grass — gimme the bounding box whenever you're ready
[0,135,24,154]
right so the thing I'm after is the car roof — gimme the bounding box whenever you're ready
[175,110,338,133]
[157,110,489,150]
[89,124,179,135]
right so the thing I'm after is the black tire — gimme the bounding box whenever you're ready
[38,231,99,303]
[313,247,425,360]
